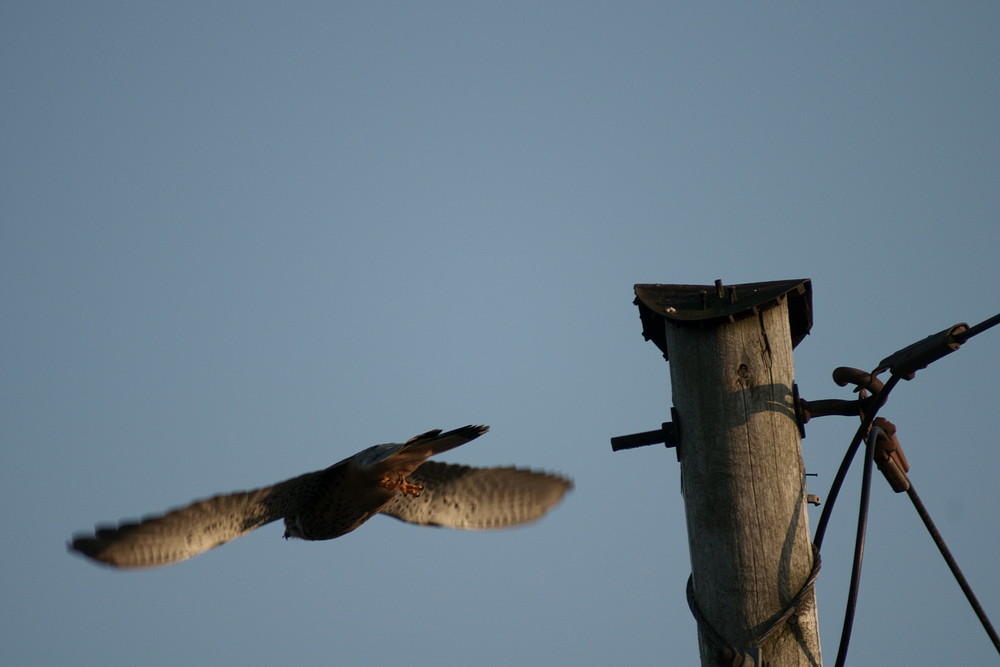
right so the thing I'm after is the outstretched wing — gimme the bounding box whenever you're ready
[379,461,572,530]
[68,471,321,569]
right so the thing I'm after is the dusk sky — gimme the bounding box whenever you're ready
[3,3,998,665]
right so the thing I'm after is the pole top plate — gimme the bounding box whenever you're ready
[634,279,812,360]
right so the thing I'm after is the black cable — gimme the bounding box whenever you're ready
[811,423,865,551]
[906,485,1000,653]
[956,311,1000,343]
[812,312,1000,663]
[813,374,902,550]
[833,424,880,667]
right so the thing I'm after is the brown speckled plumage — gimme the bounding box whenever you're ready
[69,425,572,569]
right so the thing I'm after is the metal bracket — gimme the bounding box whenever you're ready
[611,408,682,461]
[793,381,865,436]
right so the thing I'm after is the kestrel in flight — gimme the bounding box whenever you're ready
[70,425,571,569]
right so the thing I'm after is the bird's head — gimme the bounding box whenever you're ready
[283,516,304,540]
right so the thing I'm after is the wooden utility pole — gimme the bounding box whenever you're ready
[622,280,822,666]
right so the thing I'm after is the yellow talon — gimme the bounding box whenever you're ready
[399,481,423,496]
[381,475,423,496]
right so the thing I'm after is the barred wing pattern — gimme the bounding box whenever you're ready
[69,425,572,570]
[381,461,572,530]
[69,473,319,569]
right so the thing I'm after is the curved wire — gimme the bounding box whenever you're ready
[817,311,997,551]
[813,374,901,550]
[812,315,1000,662]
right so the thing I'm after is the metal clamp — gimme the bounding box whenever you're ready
[870,418,911,493]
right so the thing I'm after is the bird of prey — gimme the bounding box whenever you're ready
[69,425,572,569]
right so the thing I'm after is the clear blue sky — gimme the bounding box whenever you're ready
[3,3,998,665]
